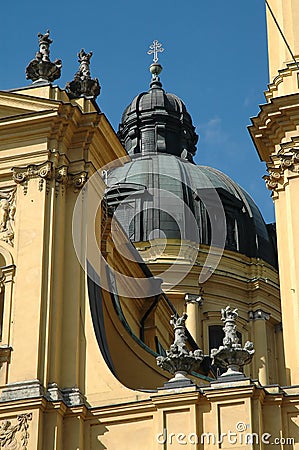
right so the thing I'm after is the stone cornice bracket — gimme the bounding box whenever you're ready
[263,147,299,193]
[0,345,13,368]
[184,292,203,306]
[66,49,101,99]
[12,162,53,194]
[55,165,69,196]
[69,171,88,192]
[248,309,270,321]
[26,30,62,84]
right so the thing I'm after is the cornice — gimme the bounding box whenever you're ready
[0,89,62,111]
[203,382,256,402]
[150,390,200,408]
[264,61,299,101]
[89,398,155,419]
[249,92,299,162]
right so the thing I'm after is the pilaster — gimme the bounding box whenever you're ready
[249,94,299,385]
[185,293,203,346]
[249,310,271,385]
[266,0,299,91]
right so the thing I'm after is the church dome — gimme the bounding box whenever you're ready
[107,64,277,268]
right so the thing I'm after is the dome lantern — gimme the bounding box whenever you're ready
[118,40,198,161]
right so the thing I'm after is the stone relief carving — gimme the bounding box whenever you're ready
[0,188,16,246]
[0,413,32,449]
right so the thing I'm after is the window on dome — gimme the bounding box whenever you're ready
[225,213,239,251]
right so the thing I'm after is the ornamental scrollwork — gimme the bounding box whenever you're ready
[12,162,87,195]
[0,187,16,246]
[12,162,53,194]
[0,413,32,449]
[70,171,88,192]
[55,166,69,196]
[264,147,299,191]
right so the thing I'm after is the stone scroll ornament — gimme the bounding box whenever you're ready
[26,30,62,83]
[0,188,16,246]
[0,413,32,449]
[66,49,101,99]
[210,306,255,377]
[156,313,203,382]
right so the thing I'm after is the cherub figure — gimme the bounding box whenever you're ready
[0,419,18,449]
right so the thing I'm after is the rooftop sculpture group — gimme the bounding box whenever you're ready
[26,31,100,99]
[157,306,255,384]
[26,30,62,83]
[156,313,203,383]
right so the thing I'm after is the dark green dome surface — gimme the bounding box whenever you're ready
[106,153,277,267]
[107,71,277,268]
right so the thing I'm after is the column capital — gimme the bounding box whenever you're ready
[249,93,299,163]
[248,310,271,321]
[263,146,299,193]
[184,293,203,306]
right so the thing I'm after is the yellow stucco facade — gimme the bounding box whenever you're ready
[0,1,299,448]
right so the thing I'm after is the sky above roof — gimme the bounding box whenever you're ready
[0,0,275,223]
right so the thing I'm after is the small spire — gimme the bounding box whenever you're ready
[147,40,164,89]
[65,49,101,99]
[26,30,62,84]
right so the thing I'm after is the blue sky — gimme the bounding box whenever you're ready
[0,0,274,223]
